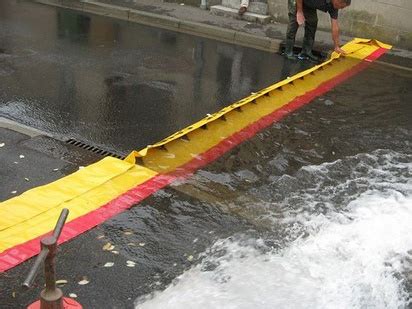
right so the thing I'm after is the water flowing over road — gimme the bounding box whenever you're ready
[0,0,411,308]
[132,64,412,308]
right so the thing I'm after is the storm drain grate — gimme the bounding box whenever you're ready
[65,138,125,160]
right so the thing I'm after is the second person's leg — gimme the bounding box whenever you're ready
[239,0,249,15]
[284,0,299,58]
[299,5,319,61]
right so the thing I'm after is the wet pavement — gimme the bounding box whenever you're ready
[0,0,312,155]
[1,60,411,308]
[1,1,412,308]
[0,119,105,201]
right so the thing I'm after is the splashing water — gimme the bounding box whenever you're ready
[135,150,412,309]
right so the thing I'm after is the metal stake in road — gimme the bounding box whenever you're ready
[23,208,83,309]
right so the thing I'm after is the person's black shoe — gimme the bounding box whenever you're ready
[283,39,296,60]
[297,52,320,63]
[283,51,296,60]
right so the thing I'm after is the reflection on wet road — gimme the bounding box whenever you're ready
[1,1,411,308]
[0,0,311,154]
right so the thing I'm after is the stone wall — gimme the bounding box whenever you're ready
[267,0,412,49]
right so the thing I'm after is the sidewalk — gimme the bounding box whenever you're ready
[94,0,412,60]
[95,0,345,53]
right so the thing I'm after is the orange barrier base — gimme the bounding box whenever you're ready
[28,297,83,309]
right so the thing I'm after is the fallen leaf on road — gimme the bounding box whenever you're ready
[69,293,77,298]
[11,191,17,194]
[56,280,68,286]
[24,178,29,182]
[139,242,146,247]
[78,278,89,285]
[124,231,133,235]
[19,155,25,159]
[126,260,136,267]
[111,251,119,255]
[103,262,114,267]
[102,243,114,251]
[187,255,194,262]
[0,143,5,147]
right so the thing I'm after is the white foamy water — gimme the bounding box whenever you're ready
[135,151,412,309]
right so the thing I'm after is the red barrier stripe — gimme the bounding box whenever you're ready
[0,175,174,272]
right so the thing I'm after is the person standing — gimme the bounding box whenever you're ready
[284,0,351,61]
[238,0,249,15]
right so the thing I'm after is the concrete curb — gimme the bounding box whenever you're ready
[34,0,281,52]
[210,5,271,25]
[0,117,51,138]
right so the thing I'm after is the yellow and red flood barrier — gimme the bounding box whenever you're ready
[0,39,391,271]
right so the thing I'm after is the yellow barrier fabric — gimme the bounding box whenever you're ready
[0,38,391,272]
[0,158,158,270]
[125,39,391,173]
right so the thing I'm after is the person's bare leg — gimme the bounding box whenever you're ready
[239,0,249,15]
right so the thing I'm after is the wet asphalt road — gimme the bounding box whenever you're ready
[1,1,411,308]
[0,0,312,155]
[1,60,411,308]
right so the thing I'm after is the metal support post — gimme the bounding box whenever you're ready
[23,209,83,309]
